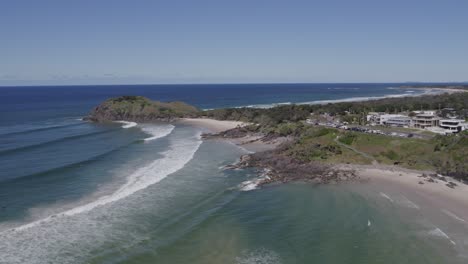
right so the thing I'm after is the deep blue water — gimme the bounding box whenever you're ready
[0,83,430,125]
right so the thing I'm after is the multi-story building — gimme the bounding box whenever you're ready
[412,111,440,129]
[439,119,467,133]
[380,114,412,127]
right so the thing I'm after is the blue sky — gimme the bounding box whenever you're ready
[1,0,467,85]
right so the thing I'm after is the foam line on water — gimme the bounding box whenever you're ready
[141,124,175,141]
[115,121,138,128]
[428,227,456,245]
[399,195,420,209]
[10,131,202,232]
[379,192,394,203]
[442,209,466,223]
[224,140,254,154]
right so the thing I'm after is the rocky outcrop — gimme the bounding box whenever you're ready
[227,149,360,186]
[84,96,199,122]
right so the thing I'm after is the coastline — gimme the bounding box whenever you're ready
[234,87,466,109]
[398,87,467,95]
[178,118,247,133]
[179,118,285,152]
[184,117,468,222]
[339,164,468,219]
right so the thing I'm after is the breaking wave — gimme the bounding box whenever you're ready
[141,124,175,141]
[115,121,138,128]
[9,130,202,232]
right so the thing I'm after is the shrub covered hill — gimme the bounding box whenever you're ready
[84,96,199,122]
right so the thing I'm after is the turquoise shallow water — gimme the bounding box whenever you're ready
[0,84,466,263]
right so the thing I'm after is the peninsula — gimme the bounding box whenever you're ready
[85,91,468,188]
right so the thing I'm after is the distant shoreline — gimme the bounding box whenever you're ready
[225,87,465,109]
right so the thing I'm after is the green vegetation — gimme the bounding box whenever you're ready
[338,133,356,145]
[87,96,199,122]
[280,127,370,165]
[276,126,468,180]
[88,92,468,181]
[203,92,468,125]
[204,92,468,180]
[203,105,311,126]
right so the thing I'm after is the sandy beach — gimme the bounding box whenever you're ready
[183,118,468,212]
[179,118,286,152]
[181,116,468,252]
[338,164,468,222]
[178,118,247,133]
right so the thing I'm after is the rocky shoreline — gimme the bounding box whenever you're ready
[226,152,362,187]
[208,127,363,187]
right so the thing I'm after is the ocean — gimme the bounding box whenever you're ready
[0,83,465,263]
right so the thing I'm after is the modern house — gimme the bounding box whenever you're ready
[379,114,412,127]
[366,112,383,125]
[412,111,440,129]
[365,110,466,134]
[439,119,467,133]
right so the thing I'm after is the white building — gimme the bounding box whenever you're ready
[366,112,383,125]
[367,113,413,127]
[380,114,412,127]
[439,119,467,133]
[412,111,440,129]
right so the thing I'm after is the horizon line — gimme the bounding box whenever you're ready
[1,81,468,88]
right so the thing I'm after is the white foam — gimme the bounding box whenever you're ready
[238,180,260,191]
[236,102,292,109]
[141,124,175,141]
[368,220,371,227]
[379,192,394,203]
[442,209,466,223]
[12,131,202,232]
[236,248,282,264]
[428,227,456,245]
[399,195,420,209]
[238,169,271,191]
[115,121,138,128]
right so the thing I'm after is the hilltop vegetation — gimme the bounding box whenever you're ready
[85,96,199,122]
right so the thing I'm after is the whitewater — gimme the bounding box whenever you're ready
[5,125,200,233]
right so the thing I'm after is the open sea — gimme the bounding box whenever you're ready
[0,83,466,264]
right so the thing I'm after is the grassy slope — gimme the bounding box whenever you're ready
[280,126,468,177]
